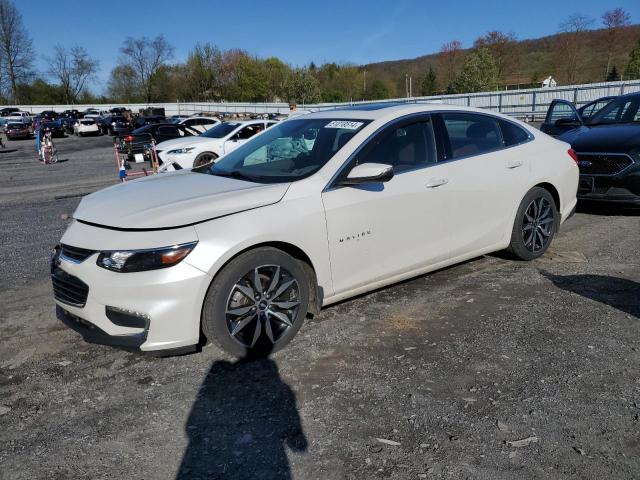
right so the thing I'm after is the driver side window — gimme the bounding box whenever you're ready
[354,119,436,174]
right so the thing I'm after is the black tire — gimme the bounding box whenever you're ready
[193,151,218,168]
[508,187,558,260]
[202,247,310,358]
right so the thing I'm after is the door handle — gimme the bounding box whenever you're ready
[506,159,524,169]
[426,177,449,188]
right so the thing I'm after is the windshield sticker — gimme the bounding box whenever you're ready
[324,120,364,130]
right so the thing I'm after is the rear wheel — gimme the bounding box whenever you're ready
[508,187,558,260]
[202,247,310,358]
[193,152,218,168]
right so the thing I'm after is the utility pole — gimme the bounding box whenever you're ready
[409,76,412,98]
[363,70,367,98]
[405,74,408,98]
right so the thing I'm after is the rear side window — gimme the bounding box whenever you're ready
[441,113,503,158]
[500,120,530,146]
[157,126,179,136]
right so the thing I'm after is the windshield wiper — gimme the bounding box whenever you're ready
[210,169,260,182]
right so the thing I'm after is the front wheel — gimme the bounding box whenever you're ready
[193,152,218,168]
[507,187,558,260]
[202,247,310,358]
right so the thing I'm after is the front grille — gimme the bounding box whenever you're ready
[576,153,634,175]
[60,244,95,262]
[52,267,89,307]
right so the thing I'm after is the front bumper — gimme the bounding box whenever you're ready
[51,238,211,353]
[577,166,640,205]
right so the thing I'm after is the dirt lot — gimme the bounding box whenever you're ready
[0,133,639,480]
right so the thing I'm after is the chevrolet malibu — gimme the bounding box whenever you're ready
[52,103,579,357]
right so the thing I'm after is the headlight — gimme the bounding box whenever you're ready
[167,147,195,154]
[97,242,197,272]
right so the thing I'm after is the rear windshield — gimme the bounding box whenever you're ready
[80,120,95,125]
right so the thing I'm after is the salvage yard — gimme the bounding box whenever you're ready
[1,134,639,479]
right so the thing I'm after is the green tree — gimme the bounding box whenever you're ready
[606,65,620,82]
[451,47,498,93]
[107,65,140,103]
[366,80,389,100]
[625,39,640,80]
[420,66,437,96]
[285,67,321,104]
[263,57,290,101]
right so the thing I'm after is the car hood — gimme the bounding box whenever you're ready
[559,124,640,153]
[155,136,222,151]
[74,170,290,230]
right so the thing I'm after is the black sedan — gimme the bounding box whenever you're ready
[116,123,199,162]
[40,120,66,138]
[98,115,133,136]
[540,96,616,137]
[555,92,640,205]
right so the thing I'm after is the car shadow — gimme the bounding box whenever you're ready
[176,352,307,479]
[577,200,640,217]
[540,270,640,319]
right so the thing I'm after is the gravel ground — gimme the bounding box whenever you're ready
[0,134,639,480]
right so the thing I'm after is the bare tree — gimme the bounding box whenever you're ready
[557,13,594,84]
[0,0,33,103]
[440,40,462,87]
[119,35,174,103]
[473,31,517,83]
[48,45,99,104]
[603,8,631,79]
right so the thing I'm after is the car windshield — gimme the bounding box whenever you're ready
[203,118,371,183]
[588,96,640,125]
[201,122,239,138]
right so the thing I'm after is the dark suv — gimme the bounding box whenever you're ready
[553,93,640,205]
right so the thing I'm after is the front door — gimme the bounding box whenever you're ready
[322,117,451,295]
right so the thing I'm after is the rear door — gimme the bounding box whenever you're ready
[540,100,583,137]
[432,112,532,258]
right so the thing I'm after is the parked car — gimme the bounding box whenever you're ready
[109,107,130,115]
[40,110,59,120]
[550,92,640,204]
[40,120,65,138]
[6,122,31,139]
[52,103,578,357]
[132,115,165,129]
[176,116,221,133]
[0,107,20,117]
[158,120,276,169]
[60,116,78,134]
[540,96,616,137]
[98,115,132,136]
[73,118,100,136]
[84,110,109,119]
[116,123,200,162]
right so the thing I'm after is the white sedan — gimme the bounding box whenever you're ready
[73,118,100,136]
[157,119,277,170]
[52,103,578,357]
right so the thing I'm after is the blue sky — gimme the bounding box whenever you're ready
[23,0,640,94]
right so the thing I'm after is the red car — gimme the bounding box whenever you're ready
[6,122,31,140]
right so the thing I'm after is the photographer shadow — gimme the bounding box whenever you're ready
[176,355,307,480]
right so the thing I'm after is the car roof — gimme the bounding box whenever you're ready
[301,102,501,121]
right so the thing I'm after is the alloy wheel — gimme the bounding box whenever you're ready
[225,265,300,348]
[522,196,554,252]
[194,153,216,167]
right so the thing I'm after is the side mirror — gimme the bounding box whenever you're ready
[339,163,394,186]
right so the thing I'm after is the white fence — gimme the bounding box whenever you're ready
[8,79,640,120]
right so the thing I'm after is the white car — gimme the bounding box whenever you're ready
[84,110,109,119]
[176,116,220,133]
[52,103,578,357]
[157,120,277,170]
[74,118,100,136]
